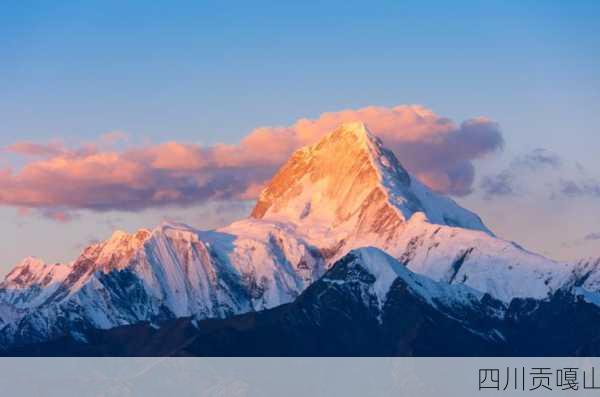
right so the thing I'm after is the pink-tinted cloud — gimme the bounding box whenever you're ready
[4,142,65,157]
[40,209,77,223]
[16,206,78,223]
[215,105,502,195]
[0,105,502,215]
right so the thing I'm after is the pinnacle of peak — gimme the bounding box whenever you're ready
[250,121,491,235]
[152,221,200,241]
[288,122,379,165]
[250,121,406,222]
[16,256,45,268]
[21,256,43,263]
[338,121,369,137]
[319,121,378,150]
[109,228,151,241]
[134,228,151,237]
[100,229,151,256]
[109,229,129,240]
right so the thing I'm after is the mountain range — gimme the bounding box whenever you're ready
[1,122,598,356]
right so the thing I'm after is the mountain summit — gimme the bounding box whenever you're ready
[0,122,590,348]
[252,122,491,242]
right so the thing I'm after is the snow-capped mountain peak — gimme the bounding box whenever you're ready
[80,228,151,273]
[321,247,502,320]
[327,247,487,312]
[3,257,69,290]
[0,121,592,348]
[251,121,490,249]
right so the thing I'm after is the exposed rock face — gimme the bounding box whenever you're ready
[8,249,598,357]
[0,223,326,346]
[0,121,592,350]
[248,123,572,303]
[252,122,490,241]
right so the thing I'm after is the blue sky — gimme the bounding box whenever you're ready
[1,1,599,271]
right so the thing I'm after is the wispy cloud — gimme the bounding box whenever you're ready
[4,141,66,158]
[512,148,562,170]
[480,170,516,198]
[17,206,79,223]
[481,148,570,200]
[584,232,600,241]
[0,105,503,218]
[559,179,600,198]
[561,231,600,250]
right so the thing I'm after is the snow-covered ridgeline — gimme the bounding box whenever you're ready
[0,121,595,346]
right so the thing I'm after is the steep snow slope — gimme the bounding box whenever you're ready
[0,257,71,310]
[252,122,491,246]
[362,215,572,302]
[567,257,600,290]
[322,247,503,318]
[9,250,600,357]
[0,121,586,346]
[247,123,571,302]
[0,222,326,345]
[2,248,508,356]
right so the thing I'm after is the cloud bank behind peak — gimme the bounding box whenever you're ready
[0,105,503,217]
